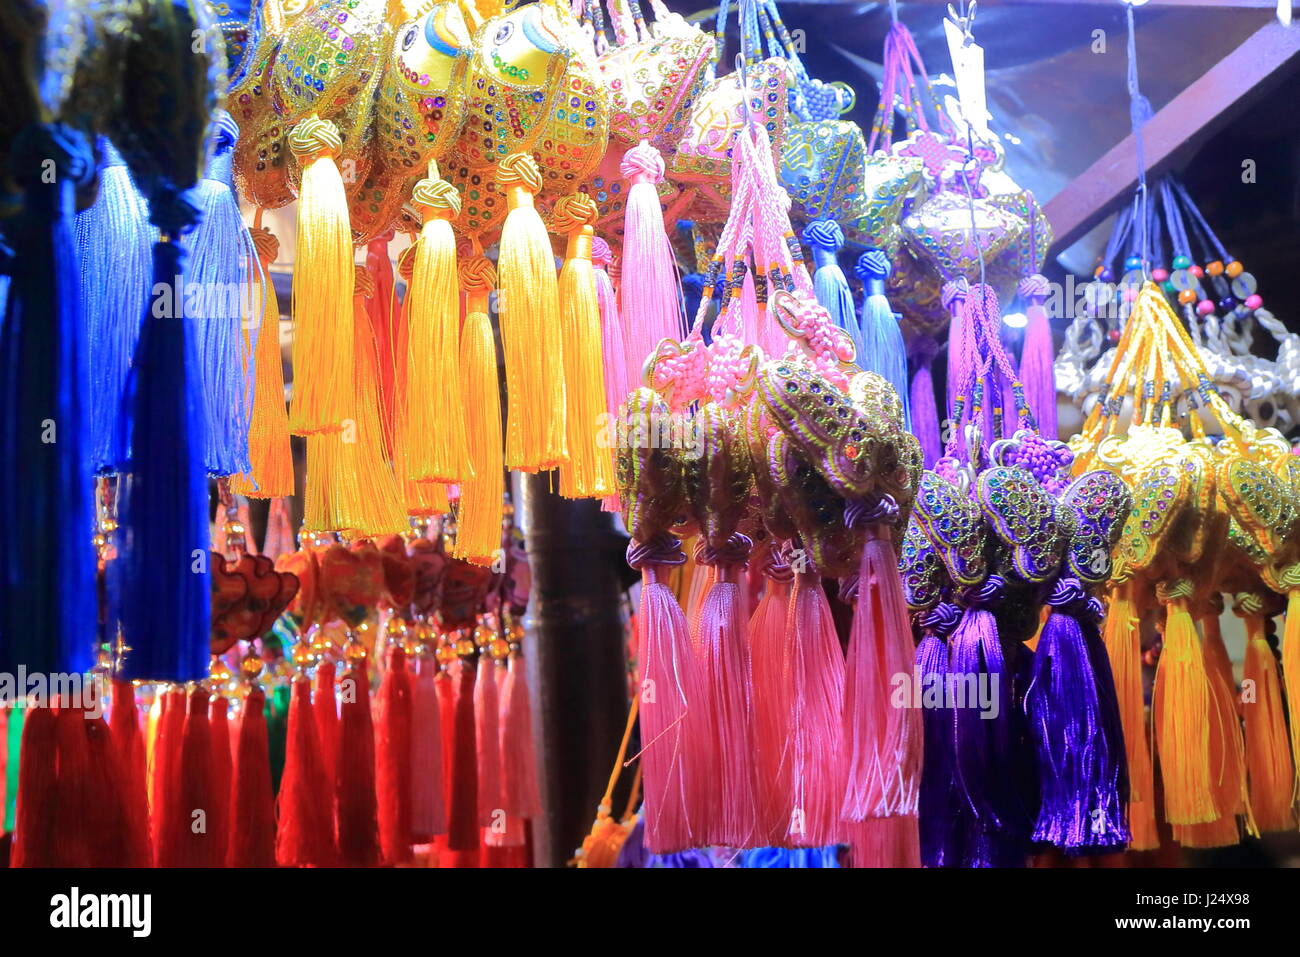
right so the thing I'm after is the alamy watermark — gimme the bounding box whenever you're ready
[595,409,704,460]
[0,668,105,717]
[890,668,1000,720]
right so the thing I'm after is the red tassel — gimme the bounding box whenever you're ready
[150,688,186,861]
[49,699,94,866]
[86,706,133,867]
[208,694,233,863]
[848,816,921,868]
[376,646,415,864]
[314,660,340,789]
[167,688,221,866]
[447,659,480,852]
[11,705,58,867]
[498,654,541,823]
[228,687,277,867]
[277,675,337,866]
[474,653,501,829]
[336,663,381,866]
[110,679,152,867]
[410,655,446,842]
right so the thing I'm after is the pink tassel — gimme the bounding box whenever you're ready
[593,237,627,514]
[748,546,796,846]
[841,500,922,823]
[499,653,542,825]
[474,653,502,829]
[1017,275,1057,438]
[627,534,706,853]
[692,534,759,848]
[411,654,447,842]
[786,569,848,847]
[739,269,762,350]
[618,141,684,381]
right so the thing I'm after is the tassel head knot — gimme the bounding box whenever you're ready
[412,177,462,220]
[802,220,845,253]
[550,193,599,233]
[496,152,544,193]
[620,141,665,185]
[354,265,375,299]
[591,236,613,267]
[854,248,891,282]
[458,255,497,293]
[249,225,280,263]
[288,115,343,163]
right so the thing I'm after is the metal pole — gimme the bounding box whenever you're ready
[520,475,629,867]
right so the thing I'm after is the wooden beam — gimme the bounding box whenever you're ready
[1045,19,1300,252]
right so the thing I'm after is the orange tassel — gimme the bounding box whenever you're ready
[1236,597,1295,832]
[287,116,355,435]
[1102,583,1158,849]
[1152,586,1216,826]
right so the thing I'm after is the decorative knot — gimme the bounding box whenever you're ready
[963,575,1007,608]
[1017,273,1050,300]
[288,115,342,162]
[551,193,599,233]
[398,248,416,282]
[591,237,613,267]
[212,110,240,155]
[941,277,970,313]
[150,189,203,236]
[1155,579,1194,605]
[459,255,497,293]
[411,176,461,218]
[801,220,844,253]
[1045,576,1087,609]
[627,532,686,569]
[695,533,753,568]
[844,494,899,530]
[919,601,962,638]
[248,225,280,263]
[354,265,375,299]
[620,141,664,184]
[496,152,543,193]
[9,122,95,190]
[1232,592,1266,618]
[757,543,794,585]
[854,247,890,282]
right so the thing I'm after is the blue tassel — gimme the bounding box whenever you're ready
[0,125,99,675]
[188,111,253,477]
[802,221,864,362]
[854,248,911,428]
[76,139,158,474]
[114,191,212,684]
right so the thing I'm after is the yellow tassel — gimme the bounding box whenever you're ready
[1235,599,1296,832]
[552,194,615,499]
[287,115,355,435]
[232,212,295,499]
[1284,586,1300,801]
[303,267,407,537]
[1102,582,1158,847]
[1152,584,1216,825]
[453,253,504,566]
[495,152,566,472]
[404,163,469,483]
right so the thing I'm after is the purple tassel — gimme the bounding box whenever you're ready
[1025,578,1129,852]
[909,338,942,468]
[948,578,1021,847]
[916,602,960,867]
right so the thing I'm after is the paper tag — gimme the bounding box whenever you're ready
[943,17,989,139]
